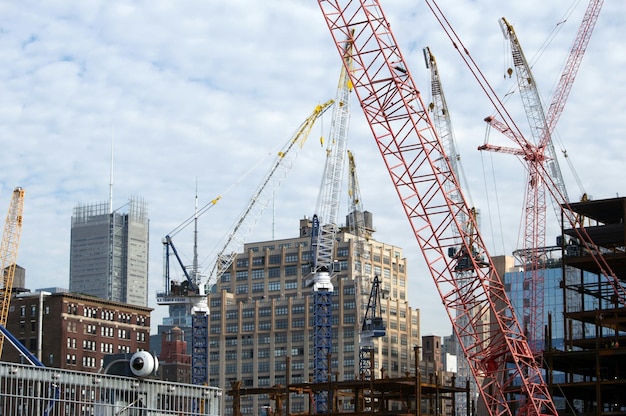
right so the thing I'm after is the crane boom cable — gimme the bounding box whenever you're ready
[166,152,273,239]
[204,100,334,287]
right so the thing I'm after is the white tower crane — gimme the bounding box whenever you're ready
[307,37,353,414]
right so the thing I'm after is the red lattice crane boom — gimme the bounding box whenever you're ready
[0,187,25,358]
[317,2,556,415]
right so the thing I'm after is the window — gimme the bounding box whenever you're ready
[252,256,264,266]
[251,269,265,279]
[252,282,264,293]
[268,281,281,291]
[236,284,248,294]
[268,267,281,278]
[236,258,249,268]
[236,270,248,281]
[285,265,298,276]
[285,280,297,290]
[269,254,281,264]
[337,246,349,257]
[285,253,298,262]
[275,306,288,315]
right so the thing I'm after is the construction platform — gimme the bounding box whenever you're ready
[227,371,470,416]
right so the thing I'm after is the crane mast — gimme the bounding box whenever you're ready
[346,150,382,381]
[0,187,25,357]
[309,38,352,414]
[424,46,478,414]
[317,2,557,415]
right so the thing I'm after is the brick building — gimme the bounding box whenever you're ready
[1,291,151,372]
[159,326,191,383]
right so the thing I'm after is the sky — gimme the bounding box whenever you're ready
[1,1,624,338]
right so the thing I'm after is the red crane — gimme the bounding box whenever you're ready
[425,0,624,315]
[317,2,556,415]
[479,0,608,350]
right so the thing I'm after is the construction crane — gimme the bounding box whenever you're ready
[317,2,557,415]
[158,100,334,385]
[424,46,479,414]
[425,0,623,411]
[0,187,25,358]
[307,36,353,414]
[346,150,382,380]
[480,1,604,352]
[359,275,385,379]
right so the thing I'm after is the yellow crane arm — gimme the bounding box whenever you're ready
[0,187,25,357]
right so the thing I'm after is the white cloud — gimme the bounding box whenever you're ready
[0,1,623,339]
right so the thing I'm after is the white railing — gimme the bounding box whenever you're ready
[0,361,221,416]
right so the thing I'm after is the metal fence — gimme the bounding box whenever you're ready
[0,361,221,416]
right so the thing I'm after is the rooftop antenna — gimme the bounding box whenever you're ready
[192,179,199,286]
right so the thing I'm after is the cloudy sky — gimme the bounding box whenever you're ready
[1,1,624,337]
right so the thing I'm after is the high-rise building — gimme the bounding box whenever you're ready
[69,197,149,307]
[208,214,420,415]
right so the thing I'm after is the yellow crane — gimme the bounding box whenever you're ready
[0,187,25,357]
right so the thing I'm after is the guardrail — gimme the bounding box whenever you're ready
[0,361,221,415]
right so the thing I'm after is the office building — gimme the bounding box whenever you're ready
[208,214,420,415]
[69,197,149,307]
[2,291,151,372]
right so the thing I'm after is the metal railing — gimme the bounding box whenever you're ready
[0,361,221,415]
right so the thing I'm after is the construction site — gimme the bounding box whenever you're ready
[1,1,624,416]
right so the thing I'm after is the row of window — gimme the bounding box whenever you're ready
[67,303,147,326]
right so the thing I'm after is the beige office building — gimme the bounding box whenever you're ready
[208,214,420,415]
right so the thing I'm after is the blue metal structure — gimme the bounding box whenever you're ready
[192,311,209,386]
[0,324,44,367]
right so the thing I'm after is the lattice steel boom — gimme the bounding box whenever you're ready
[317,2,556,415]
[0,187,25,358]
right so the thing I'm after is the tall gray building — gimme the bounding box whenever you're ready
[69,197,149,307]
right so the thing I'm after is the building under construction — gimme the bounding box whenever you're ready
[227,351,469,416]
[542,197,626,415]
